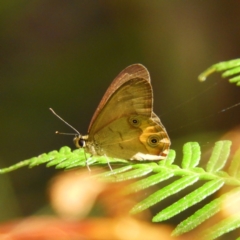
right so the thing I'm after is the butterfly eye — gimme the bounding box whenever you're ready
[147,135,160,147]
[74,136,86,148]
[129,116,141,127]
[78,139,86,148]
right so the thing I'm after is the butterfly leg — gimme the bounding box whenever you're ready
[83,149,92,172]
[104,154,113,171]
[86,158,91,172]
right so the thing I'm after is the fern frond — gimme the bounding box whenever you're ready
[228,148,240,178]
[206,140,231,173]
[204,214,240,240]
[173,187,240,237]
[198,58,240,86]
[2,140,240,239]
[131,175,199,214]
[0,147,129,174]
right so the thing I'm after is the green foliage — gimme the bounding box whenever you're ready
[1,140,240,239]
[1,58,240,239]
[199,58,240,86]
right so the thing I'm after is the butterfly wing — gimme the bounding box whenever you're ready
[86,65,170,160]
[88,64,150,131]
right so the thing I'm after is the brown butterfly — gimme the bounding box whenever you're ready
[72,64,171,161]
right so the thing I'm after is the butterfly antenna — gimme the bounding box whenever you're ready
[55,131,76,136]
[49,108,81,135]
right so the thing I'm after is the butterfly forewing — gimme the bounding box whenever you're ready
[88,64,150,131]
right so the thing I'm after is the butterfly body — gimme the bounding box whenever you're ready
[74,64,170,161]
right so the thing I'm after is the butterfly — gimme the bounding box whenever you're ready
[72,64,171,161]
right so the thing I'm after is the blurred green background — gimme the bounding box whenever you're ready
[0,1,240,221]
